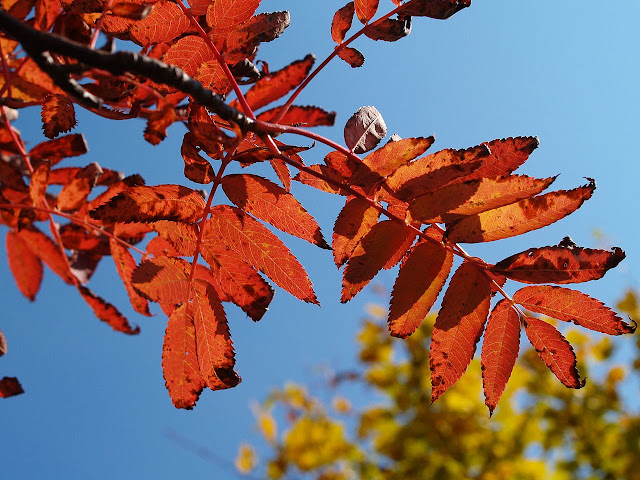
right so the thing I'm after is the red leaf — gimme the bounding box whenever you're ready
[444,180,596,243]
[0,377,24,398]
[57,162,103,212]
[150,220,198,256]
[492,245,625,284]
[222,173,329,248]
[388,229,453,338]
[337,46,365,68]
[163,36,214,77]
[181,133,215,184]
[523,316,585,389]
[244,55,316,111]
[364,15,411,42]
[89,185,206,223]
[41,94,76,139]
[131,256,192,305]
[78,286,140,335]
[17,225,75,284]
[341,220,416,302]
[146,236,182,257]
[294,164,348,195]
[29,134,88,166]
[144,104,177,146]
[130,0,190,45]
[430,262,491,402]
[269,158,291,192]
[513,286,636,335]
[59,223,108,253]
[333,196,380,267]
[407,175,556,224]
[331,2,354,43]
[163,303,205,409]
[257,105,336,128]
[481,299,520,415]
[206,0,261,38]
[110,239,151,316]
[203,205,318,303]
[354,0,378,24]
[398,0,471,19]
[29,160,50,208]
[224,11,291,63]
[454,136,539,184]
[6,230,43,301]
[194,60,231,96]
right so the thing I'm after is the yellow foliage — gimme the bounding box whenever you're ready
[234,443,257,475]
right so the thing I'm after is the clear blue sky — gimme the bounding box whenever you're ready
[1,1,639,477]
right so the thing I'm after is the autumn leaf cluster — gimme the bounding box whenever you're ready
[0,0,635,412]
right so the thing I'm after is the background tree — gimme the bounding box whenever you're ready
[239,292,640,479]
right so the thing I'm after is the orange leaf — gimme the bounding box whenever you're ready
[110,239,151,316]
[523,316,585,388]
[162,303,205,409]
[57,162,103,212]
[131,256,192,305]
[144,104,177,146]
[430,262,491,402]
[29,161,50,208]
[203,205,318,304]
[331,2,354,43]
[492,245,625,284]
[0,377,24,398]
[222,173,329,248]
[130,0,190,45]
[89,185,206,223]
[206,0,261,38]
[191,280,240,391]
[351,136,435,190]
[257,105,336,128]
[6,230,43,301]
[407,175,556,224]
[181,133,215,184]
[513,286,636,335]
[444,180,596,243]
[332,196,380,267]
[481,299,520,415]
[17,225,75,284]
[454,136,539,183]
[341,220,416,302]
[269,158,291,192]
[29,133,88,166]
[59,223,108,253]
[338,46,365,68]
[150,220,198,256]
[388,229,452,338]
[194,60,231,95]
[87,174,145,212]
[354,0,378,24]
[163,35,214,77]
[398,0,471,19]
[78,286,140,334]
[294,164,348,195]
[146,236,182,257]
[41,94,76,139]
[244,55,315,111]
[383,144,489,202]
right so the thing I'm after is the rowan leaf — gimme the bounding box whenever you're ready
[29,133,88,166]
[130,0,190,45]
[455,136,540,183]
[331,1,354,44]
[181,133,215,184]
[344,105,386,154]
[444,180,596,243]
[407,175,556,224]
[398,0,471,19]
[17,225,75,284]
[110,239,151,316]
[269,158,291,192]
[203,205,318,303]
[364,15,411,42]
[78,286,141,335]
[6,230,43,301]
[206,0,261,38]
[29,160,49,209]
[90,185,206,223]
[351,136,435,189]
[492,245,625,284]
[481,299,520,415]
[150,220,199,256]
[337,46,365,68]
[57,162,103,212]
[354,0,378,24]
[430,262,491,402]
[224,11,291,63]
[162,36,214,77]
[514,285,636,335]
[222,173,329,248]
[244,55,315,111]
[294,164,348,195]
[523,316,585,388]
[163,303,205,409]
[257,105,336,128]
[194,60,231,96]
[144,104,177,146]
[388,229,453,338]
[131,256,192,305]
[384,144,489,202]
[341,220,416,302]
[0,377,24,398]
[41,94,76,139]
[59,223,109,253]
[333,196,380,267]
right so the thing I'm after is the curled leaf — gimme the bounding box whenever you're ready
[344,106,386,154]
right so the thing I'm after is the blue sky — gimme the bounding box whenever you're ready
[1,1,639,477]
